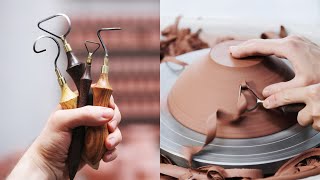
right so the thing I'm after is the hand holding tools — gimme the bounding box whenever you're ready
[83,28,121,169]
[33,35,78,109]
[36,14,122,177]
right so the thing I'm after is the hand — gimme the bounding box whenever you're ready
[229,36,320,129]
[260,84,320,130]
[8,96,122,179]
[230,35,320,97]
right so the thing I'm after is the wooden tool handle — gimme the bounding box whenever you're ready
[58,83,79,180]
[68,64,92,179]
[59,83,78,110]
[83,73,112,169]
[68,127,85,180]
[66,51,85,91]
[279,103,305,113]
[78,65,92,107]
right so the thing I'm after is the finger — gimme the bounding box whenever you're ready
[102,148,118,162]
[53,106,114,131]
[262,78,301,97]
[263,87,307,109]
[297,107,313,126]
[312,116,320,131]
[105,128,122,150]
[109,96,115,109]
[229,39,286,59]
[107,104,121,132]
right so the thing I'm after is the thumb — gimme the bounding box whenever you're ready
[52,106,114,131]
[262,78,302,97]
[263,86,307,109]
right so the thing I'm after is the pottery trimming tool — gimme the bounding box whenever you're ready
[33,35,78,111]
[78,40,100,109]
[78,40,103,168]
[38,13,84,91]
[82,27,121,170]
[37,14,88,180]
[239,82,305,113]
[34,35,79,179]
[65,40,100,179]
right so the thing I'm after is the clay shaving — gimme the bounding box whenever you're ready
[261,26,288,39]
[160,16,209,61]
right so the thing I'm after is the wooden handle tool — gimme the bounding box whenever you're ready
[85,65,112,169]
[279,103,305,113]
[63,38,85,91]
[67,40,101,179]
[33,35,79,180]
[83,28,121,169]
[37,13,84,91]
[33,35,78,110]
[57,69,78,110]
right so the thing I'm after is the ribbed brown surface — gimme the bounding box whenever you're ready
[67,16,160,124]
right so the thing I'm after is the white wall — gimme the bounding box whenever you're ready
[161,0,320,26]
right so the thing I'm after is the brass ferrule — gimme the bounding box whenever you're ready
[101,65,109,74]
[101,56,109,73]
[55,68,67,87]
[103,56,109,65]
[62,38,72,52]
[86,52,93,64]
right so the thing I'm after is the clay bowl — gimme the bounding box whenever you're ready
[167,40,297,138]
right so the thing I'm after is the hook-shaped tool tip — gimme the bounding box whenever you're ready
[37,13,71,40]
[97,27,122,57]
[84,40,100,55]
[33,35,61,68]
[99,27,121,31]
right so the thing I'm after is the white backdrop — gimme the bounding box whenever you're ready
[161,0,320,25]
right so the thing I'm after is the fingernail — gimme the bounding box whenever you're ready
[108,136,115,147]
[229,46,237,52]
[102,108,113,120]
[262,88,270,97]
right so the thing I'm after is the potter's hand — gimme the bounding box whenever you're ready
[8,97,122,180]
[256,83,320,130]
[230,35,320,97]
[229,36,320,129]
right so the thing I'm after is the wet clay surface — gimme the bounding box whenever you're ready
[167,40,297,138]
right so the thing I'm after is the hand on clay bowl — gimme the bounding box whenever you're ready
[167,40,298,138]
